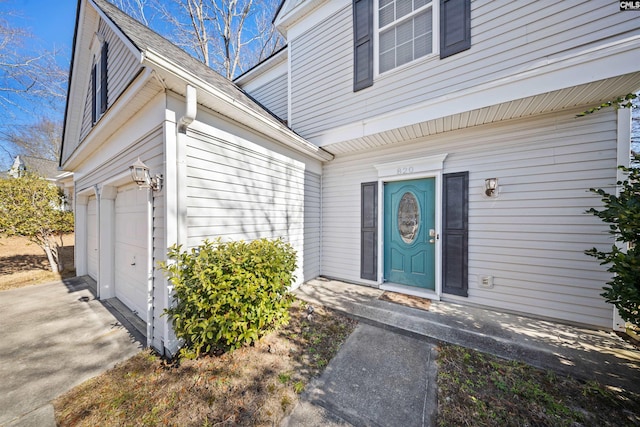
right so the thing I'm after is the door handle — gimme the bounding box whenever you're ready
[429,229,438,244]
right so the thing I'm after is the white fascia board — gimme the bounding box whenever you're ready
[62,68,156,171]
[88,0,143,63]
[311,35,640,146]
[62,1,96,164]
[143,49,334,162]
[279,0,349,41]
[234,48,288,88]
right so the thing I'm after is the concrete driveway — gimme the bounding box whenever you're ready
[0,277,143,426]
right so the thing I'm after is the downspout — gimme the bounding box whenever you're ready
[146,187,154,348]
[161,84,196,355]
[94,184,100,299]
[613,107,632,332]
[179,85,197,132]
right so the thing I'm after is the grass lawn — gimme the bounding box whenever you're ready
[54,302,357,426]
[437,344,640,427]
[0,234,75,290]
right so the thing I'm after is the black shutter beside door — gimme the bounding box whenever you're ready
[361,182,377,280]
[442,172,468,296]
[353,0,373,91]
[440,0,471,59]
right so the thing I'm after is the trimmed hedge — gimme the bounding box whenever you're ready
[161,238,296,358]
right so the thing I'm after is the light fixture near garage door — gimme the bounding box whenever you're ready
[129,157,163,191]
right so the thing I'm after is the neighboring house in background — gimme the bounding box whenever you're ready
[6,155,58,179]
[5,155,74,211]
[60,0,640,355]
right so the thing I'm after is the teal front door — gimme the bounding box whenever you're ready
[384,178,436,289]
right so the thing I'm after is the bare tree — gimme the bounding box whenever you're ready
[0,4,68,170]
[111,0,284,79]
[2,116,62,162]
[109,0,151,25]
[0,13,67,113]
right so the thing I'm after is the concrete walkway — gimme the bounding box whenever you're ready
[284,278,640,426]
[0,277,143,427]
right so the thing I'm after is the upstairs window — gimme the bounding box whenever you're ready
[352,0,470,92]
[92,41,108,124]
[378,0,433,73]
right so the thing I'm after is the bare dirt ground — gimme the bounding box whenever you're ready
[0,234,75,291]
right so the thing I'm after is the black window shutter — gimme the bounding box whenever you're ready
[442,171,468,297]
[440,0,471,59]
[353,0,373,91]
[361,181,377,280]
[100,42,108,114]
[91,64,97,124]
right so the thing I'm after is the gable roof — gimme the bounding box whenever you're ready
[92,0,252,112]
[61,0,332,168]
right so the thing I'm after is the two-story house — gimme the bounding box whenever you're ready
[61,0,640,355]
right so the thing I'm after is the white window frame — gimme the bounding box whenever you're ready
[374,0,440,78]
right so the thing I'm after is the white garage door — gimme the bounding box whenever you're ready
[115,185,148,319]
[87,196,98,280]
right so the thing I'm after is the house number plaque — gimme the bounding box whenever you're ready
[396,166,415,175]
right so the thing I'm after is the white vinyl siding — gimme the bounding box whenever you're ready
[80,19,141,141]
[246,73,289,122]
[304,171,322,280]
[321,109,617,328]
[289,0,639,138]
[184,124,322,284]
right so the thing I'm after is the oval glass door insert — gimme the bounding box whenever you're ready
[398,192,420,244]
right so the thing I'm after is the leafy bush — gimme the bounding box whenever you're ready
[585,154,640,326]
[0,172,74,272]
[161,238,297,358]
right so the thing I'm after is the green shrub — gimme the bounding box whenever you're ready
[160,238,297,358]
[585,153,640,326]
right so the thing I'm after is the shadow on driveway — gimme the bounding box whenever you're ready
[0,276,143,426]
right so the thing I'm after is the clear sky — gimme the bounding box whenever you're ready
[4,0,77,65]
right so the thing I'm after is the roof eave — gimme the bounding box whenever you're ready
[144,49,333,162]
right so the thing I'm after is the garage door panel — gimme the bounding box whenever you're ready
[115,185,148,319]
[87,196,98,280]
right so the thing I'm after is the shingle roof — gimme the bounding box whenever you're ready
[92,0,289,129]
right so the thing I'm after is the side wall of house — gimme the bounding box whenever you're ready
[288,0,639,139]
[244,73,288,123]
[321,109,618,327]
[172,97,323,286]
[79,17,141,142]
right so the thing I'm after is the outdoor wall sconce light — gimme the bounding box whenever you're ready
[484,178,498,197]
[130,157,163,191]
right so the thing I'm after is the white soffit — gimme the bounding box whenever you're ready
[321,73,640,155]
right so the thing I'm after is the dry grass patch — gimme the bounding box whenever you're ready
[0,234,75,291]
[54,301,357,426]
[437,344,640,427]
